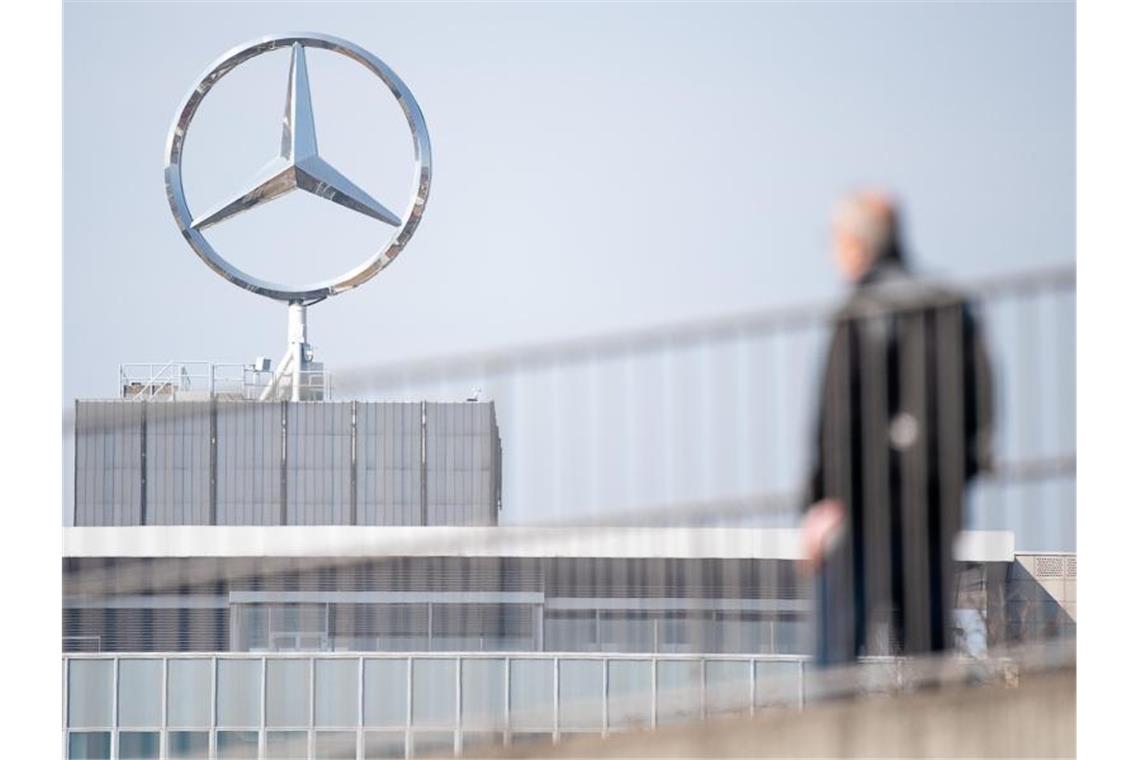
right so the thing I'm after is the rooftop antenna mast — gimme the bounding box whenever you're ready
[163,34,433,399]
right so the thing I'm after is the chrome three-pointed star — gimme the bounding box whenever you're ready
[191,43,400,231]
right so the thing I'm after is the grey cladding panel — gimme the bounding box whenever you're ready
[357,403,422,525]
[74,401,144,526]
[74,400,499,527]
[146,401,211,525]
[216,402,282,525]
[286,402,353,525]
[426,402,498,526]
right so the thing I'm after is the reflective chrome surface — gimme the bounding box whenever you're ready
[165,33,432,302]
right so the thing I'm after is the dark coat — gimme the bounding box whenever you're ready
[805,260,994,663]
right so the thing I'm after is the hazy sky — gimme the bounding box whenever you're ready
[63,1,1075,541]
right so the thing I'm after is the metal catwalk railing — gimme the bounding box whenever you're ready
[64,645,1069,760]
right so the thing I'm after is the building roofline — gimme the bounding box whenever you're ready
[62,526,1015,563]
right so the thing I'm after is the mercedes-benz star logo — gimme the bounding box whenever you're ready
[165,33,432,302]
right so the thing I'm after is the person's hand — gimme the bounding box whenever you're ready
[800,499,846,575]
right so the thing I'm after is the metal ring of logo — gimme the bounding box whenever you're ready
[164,32,432,302]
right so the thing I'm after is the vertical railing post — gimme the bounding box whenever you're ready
[161,657,168,760]
[210,657,217,760]
[797,659,806,711]
[749,658,756,718]
[111,656,119,760]
[260,657,267,759]
[358,657,365,760]
[650,656,657,730]
[552,656,560,744]
[454,657,462,758]
[405,657,413,760]
[503,656,511,747]
[601,658,609,738]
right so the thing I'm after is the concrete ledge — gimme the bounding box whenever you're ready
[482,667,1074,758]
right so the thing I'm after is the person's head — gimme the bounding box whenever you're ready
[830,190,903,282]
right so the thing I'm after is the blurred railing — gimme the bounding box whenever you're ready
[65,265,1076,757]
[64,648,1047,759]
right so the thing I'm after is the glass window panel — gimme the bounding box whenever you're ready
[508,659,553,731]
[715,614,772,654]
[117,731,160,760]
[598,613,655,653]
[775,618,811,654]
[656,660,701,725]
[460,659,505,731]
[118,659,162,728]
[316,659,359,727]
[315,731,358,759]
[217,659,262,728]
[68,659,113,728]
[67,731,110,760]
[363,731,405,759]
[558,660,603,732]
[412,659,456,728]
[410,731,453,758]
[754,661,800,708]
[168,660,212,728]
[705,660,751,714]
[266,730,308,759]
[168,731,209,760]
[460,732,504,753]
[267,659,311,727]
[607,660,652,730]
[236,606,269,652]
[216,730,259,759]
[363,659,407,727]
[543,612,597,652]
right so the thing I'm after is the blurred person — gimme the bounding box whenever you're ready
[801,191,994,665]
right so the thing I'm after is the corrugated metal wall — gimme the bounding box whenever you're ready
[146,401,211,525]
[425,402,499,526]
[286,402,353,525]
[74,401,145,526]
[357,403,422,525]
[74,400,501,527]
[216,402,283,526]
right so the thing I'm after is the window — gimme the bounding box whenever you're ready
[543,611,597,652]
[410,731,453,758]
[705,660,750,714]
[167,659,212,728]
[315,659,359,728]
[460,659,505,732]
[118,731,160,760]
[754,661,799,708]
[67,731,110,760]
[266,659,310,727]
[266,730,308,759]
[363,659,407,727]
[412,659,456,728]
[118,659,162,728]
[68,659,113,728]
[607,660,652,730]
[508,659,553,731]
[216,731,258,759]
[558,660,603,732]
[656,660,701,724]
[216,659,262,728]
[362,731,404,759]
[314,731,357,759]
[168,731,209,760]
